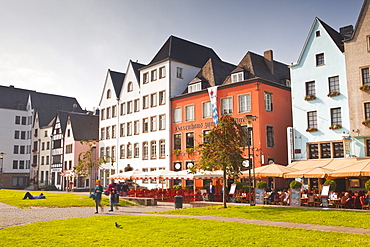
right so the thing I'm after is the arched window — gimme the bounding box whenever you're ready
[128,82,133,92]
[107,89,111,99]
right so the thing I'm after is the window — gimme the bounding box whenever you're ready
[174,133,181,150]
[328,76,340,94]
[19,160,25,169]
[307,111,318,129]
[65,144,73,154]
[159,140,165,158]
[186,132,194,148]
[174,107,182,123]
[151,69,157,81]
[158,114,165,130]
[15,116,20,125]
[330,108,342,126]
[120,123,125,137]
[368,35,370,53]
[143,95,149,109]
[176,67,183,78]
[107,89,112,99]
[127,122,132,136]
[134,143,139,158]
[188,83,201,93]
[203,130,210,144]
[134,99,140,112]
[150,116,157,131]
[143,142,148,160]
[231,72,244,83]
[159,91,165,105]
[134,121,139,135]
[101,109,105,121]
[239,94,251,113]
[320,143,331,158]
[159,66,166,79]
[143,72,149,84]
[266,126,274,148]
[120,145,125,159]
[362,68,370,85]
[41,142,45,150]
[316,53,324,66]
[100,128,105,140]
[100,147,104,157]
[20,146,25,154]
[127,143,132,159]
[315,30,321,37]
[21,116,27,125]
[306,81,316,96]
[14,130,19,139]
[151,141,157,159]
[13,160,18,169]
[112,125,116,138]
[106,107,111,119]
[120,103,125,116]
[20,131,26,140]
[106,126,110,139]
[142,118,149,133]
[111,146,116,161]
[67,129,71,137]
[127,81,133,92]
[112,105,117,118]
[203,101,212,119]
[13,145,19,154]
[264,92,273,111]
[150,93,157,107]
[221,98,232,115]
[308,144,319,159]
[47,142,50,150]
[185,105,194,121]
[44,130,48,137]
[127,101,133,114]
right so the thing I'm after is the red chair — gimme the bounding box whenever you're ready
[359,196,369,210]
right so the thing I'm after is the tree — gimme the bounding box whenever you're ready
[193,115,247,208]
[72,140,112,193]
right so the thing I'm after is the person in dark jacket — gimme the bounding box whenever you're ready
[93,180,103,214]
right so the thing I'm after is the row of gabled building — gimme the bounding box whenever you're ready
[0,1,368,191]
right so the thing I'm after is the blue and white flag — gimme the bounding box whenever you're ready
[208,86,219,125]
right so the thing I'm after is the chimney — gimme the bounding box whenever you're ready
[340,25,353,39]
[264,50,274,75]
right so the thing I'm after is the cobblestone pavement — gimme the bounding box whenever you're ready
[1,200,370,235]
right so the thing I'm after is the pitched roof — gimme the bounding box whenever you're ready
[344,0,369,41]
[69,112,99,141]
[109,70,125,99]
[318,18,345,52]
[130,60,146,82]
[147,36,221,68]
[0,85,84,128]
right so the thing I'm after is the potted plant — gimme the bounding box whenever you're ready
[173,149,181,159]
[364,179,370,191]
[304,94,316,101]
[323,179,337,191]
[327,91,340,97]
[306,127,318,132]
[362,119,370,127]
[185,148,194,157]
[360,84,370,91]
[256,181,267,189]
[329,124,342,130]
[290,180,302,189]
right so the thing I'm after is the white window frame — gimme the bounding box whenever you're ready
[221,97,233,115]
[202,101,212,119]
[159,114,165,130]
[264,92,273,112]
[238,93,251,113]
[185,105,194,122]
[174,107,182,124]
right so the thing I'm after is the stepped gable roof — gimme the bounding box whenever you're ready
[130,60,146,82]
[231,52,289,85]
[147,36,221,68]
[318,18,345,52]
[109,70,125,98]
[69,112,99,141]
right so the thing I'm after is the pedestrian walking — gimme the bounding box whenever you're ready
[93,180,103,214]
[108,178,119,211]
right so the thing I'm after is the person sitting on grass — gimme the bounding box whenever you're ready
[22,192,46,200]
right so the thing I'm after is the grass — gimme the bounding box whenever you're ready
[0,189,135,208]
[1,215,370,246]
[151,205,370,229]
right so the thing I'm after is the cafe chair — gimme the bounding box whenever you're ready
[359,196,369,210]
[303,195,315,207]
[337,196,347,208]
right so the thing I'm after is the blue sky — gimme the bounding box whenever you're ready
[0,0,364,110]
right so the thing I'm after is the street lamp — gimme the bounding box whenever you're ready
[0,152,5,189]
[245,115,257,206]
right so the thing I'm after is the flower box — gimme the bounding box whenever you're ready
[304,95,316,101]
[306,127,318,132]
[362,119,370,127]
[327,91,340,97]
[360,84,370,91]
[329,124,342,130]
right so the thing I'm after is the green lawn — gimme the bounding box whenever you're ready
[1,215,370,246]
[152,205,370,229]
[0,189,135,208]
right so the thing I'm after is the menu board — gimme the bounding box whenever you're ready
[290,188,301,206]
[229,184,237,194]
[255,188,265,205]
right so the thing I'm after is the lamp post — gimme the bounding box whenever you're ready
[0,152,5,189]
[245,115,257,206]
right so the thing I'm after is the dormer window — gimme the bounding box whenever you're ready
[188,82,201,93]
[231,72,244,83]
[107,89,111,99]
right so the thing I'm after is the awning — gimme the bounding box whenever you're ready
[241,163,297,178]
[287,159,331,170]
[284,166,334,179]
[327,159,370,178]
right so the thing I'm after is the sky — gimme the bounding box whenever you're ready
[0,0,364,110]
